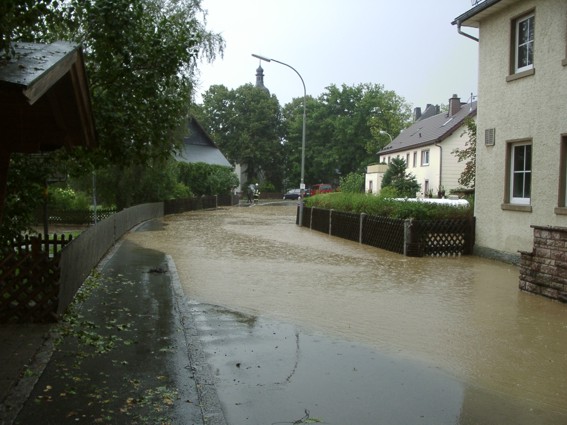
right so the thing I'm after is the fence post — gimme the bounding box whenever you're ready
[309,207,314,229]
[329,209,333,236]
[404,219,410,256]
[360,213,366,244]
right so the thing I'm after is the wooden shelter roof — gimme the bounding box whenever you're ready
[0,41,96,153]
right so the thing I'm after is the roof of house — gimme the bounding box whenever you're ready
[378,101,477,156]
[0,41,96,153]
[175,118,231,167]
[452,0,515,28]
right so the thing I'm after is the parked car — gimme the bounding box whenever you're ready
[283,189,309,200]
[311,184,333,195]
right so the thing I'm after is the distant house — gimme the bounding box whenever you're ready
[453,0,567,263]
[175,117,231,167]
[369,94,477,196]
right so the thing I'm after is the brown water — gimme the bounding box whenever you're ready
[129,204,567,415]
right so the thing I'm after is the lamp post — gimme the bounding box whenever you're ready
[251,53,306,226]
[379,130,393,144]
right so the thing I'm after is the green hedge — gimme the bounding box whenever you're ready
[304,193,473,220]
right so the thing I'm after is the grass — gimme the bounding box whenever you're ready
[304,192,473,220]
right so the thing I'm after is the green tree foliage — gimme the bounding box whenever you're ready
[339,172,365,194]
[0,0,55,57]
[452,118,476,188]
[282,83,411,186]
[48,0,224,167]
[381,157,421,198]
[195,84,284,190]
[1,154,54,241]
[177,162,238,196]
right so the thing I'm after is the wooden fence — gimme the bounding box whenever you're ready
[1,195,238,323]
[299,206,475,257]
[0,234,74,323]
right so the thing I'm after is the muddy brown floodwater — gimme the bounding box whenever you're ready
[129,204,567,424]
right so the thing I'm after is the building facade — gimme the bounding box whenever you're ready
[372,95,477,197]
[454,0,567,263]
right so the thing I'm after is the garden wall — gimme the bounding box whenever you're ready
[519,225,567,302]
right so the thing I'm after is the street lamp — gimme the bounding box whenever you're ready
[379,130,393,144]
[252,53,307,226]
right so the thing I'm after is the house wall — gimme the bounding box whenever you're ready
[378,122,472,196]
[365,164,388,194]
[475,0,567,261]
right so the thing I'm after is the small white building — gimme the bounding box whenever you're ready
[371,95,477,196]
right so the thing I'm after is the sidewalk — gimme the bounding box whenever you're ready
[0,220,225,425]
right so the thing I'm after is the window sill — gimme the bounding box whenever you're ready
[555,206,567,215]
[501,203,532,212]
[506,68,535,82]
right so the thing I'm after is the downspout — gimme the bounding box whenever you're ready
[457,22,479,42]
[435,142,443,192]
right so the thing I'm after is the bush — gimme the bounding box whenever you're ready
[305,192,472,220]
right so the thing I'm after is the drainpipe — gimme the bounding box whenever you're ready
[457,22,479,42]
[435,142,443,192]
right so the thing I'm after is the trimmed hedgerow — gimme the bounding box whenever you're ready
[304,193,473,220]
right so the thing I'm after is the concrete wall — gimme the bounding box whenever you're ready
[474,0,567,259]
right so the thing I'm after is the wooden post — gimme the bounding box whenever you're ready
[360,213,366,244]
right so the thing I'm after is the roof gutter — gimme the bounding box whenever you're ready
[457,22,479,42]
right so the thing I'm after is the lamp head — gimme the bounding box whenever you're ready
[252,53,271,62]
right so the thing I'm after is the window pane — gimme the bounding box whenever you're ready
[525,145,532,170]
[524,172,531,198]
[513,145,525,171]
[513,172,524,198]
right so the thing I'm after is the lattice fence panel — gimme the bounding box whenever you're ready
[414,218,474,256]
[0,249,61,323]
[330,211,360,242]
[362,215,405,254]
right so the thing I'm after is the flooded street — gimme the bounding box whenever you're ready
[129,204,567,424]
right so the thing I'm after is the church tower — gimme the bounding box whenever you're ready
[255,64,270,94]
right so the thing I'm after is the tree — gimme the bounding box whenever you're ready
[196,84,284,190]
[381,158,420,198]
[0,0,55,57]
[452,118,476,188]
[339,172,365,193]
[282,83,411,186]
[48,0,224,167]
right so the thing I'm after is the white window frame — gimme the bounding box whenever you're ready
[510,142,532,205]
[421,149,430,166]
[413,151,417,168]
[515,13,535,73]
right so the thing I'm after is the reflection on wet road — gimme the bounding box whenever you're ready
[129,204,567,424]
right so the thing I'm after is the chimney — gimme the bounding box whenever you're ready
[448,94,461,117]
[413,107,422,121]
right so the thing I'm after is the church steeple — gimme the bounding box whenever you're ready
[255,64,270,94]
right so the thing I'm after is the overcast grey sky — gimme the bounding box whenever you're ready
[195,0,479,110]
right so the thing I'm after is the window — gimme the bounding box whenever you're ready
[510,142,532,205]
[421,149,430,166]
[413,151,417,168]
[513,13,535,74]
[406,153,410,166]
